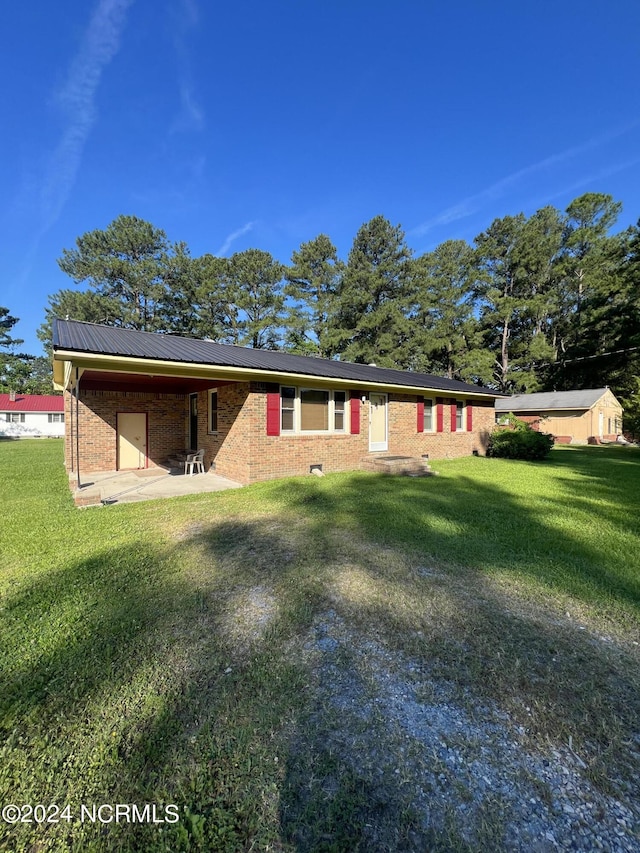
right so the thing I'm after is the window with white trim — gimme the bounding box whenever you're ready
[5,413,25,423]
[423,398,434,432]
[456,400,465,431]
[280,386,349,433]
[334,391,346,432]
[48,413,64,423]
[281,386,296,432]
[208,390,218,433]
[301,388,329,431]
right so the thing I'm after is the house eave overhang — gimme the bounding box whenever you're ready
[497,405,610,414]
[498,406,590,413]
[52,349,499,400]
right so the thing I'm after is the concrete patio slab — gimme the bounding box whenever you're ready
[72,468,242,506]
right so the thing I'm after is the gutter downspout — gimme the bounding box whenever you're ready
[75,368,81,490]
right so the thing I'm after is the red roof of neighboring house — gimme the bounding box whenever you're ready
[0,394,64,412]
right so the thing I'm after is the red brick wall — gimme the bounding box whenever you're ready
[235,388,495,484]
[64,388,187,474]
[388,394,494,460]
[197,383,252,484]
[67,383,495,484]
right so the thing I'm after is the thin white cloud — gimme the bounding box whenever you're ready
[410,121,640,237]
[530,156,640,208]
[173,82,204,133]
[181,0,199,28]
[39,0,134,232]
[216,222,257,256]
[170,0,204,134]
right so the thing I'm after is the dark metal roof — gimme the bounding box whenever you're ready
[53,319,497,397]
[496,388,611,411]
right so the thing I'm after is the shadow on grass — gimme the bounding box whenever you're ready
[266,457,640,613]
[0,536,248,851]
[195,514,639,850]
[2,448,639,851]
[2,545,172,722]
[1,522,314,851]
[541,446,640,537]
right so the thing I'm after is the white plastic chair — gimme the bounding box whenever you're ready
[185,448,205,475]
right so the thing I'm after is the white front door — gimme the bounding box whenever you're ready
[369,393,388,451]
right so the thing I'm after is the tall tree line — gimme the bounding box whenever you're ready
[0,307,52,394]
[35,198,639,420]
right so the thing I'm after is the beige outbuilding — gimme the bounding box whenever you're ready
[495,387,623,444]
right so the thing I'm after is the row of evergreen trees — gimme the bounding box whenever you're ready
[36,193,638,410]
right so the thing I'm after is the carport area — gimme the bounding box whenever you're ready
[73,467,242,507]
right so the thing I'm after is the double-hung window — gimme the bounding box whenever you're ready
[6,413,25,423]
[281,387,296,432]
[334,391,346,431]
[280,387,348,433]
[456,400,465,431]
[300,389,329,431]
[208,390,218,433]
[48,413,64,423]
[423,398,434,432]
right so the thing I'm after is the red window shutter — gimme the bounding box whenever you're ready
[466,403,473,432]
[350,392,360,434]
[451,401,457,432]
[436,397,444,433]
[266,391,280,436]
[417,398,424,432]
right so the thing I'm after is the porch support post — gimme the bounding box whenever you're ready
[70,386,75,474]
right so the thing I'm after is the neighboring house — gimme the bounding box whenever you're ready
[495,388,623,443]
[52,319,501,485]
[0,393,65,438]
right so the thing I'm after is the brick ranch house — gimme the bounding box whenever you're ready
[495,388,623,444]
[52,319,500,486]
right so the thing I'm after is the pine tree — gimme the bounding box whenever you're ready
[57,215,174,331]
[194,254,234,343]
[411,239,491,382]
[474,207,569,392]
[227,249,285,348]
[284,234,343,356]
[327,216,413,367]
[473,214,534,391]
[2,308,54,394]
[549,194,626,390]
[37,289,123,353]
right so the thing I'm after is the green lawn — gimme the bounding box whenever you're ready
[1,439,639,851]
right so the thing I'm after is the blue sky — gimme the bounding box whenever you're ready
[3,0,640,355]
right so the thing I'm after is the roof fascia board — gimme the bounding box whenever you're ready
[53,360,84,392]
[498,405,591,412]
[52,358,68,390]
[52,349,498,399]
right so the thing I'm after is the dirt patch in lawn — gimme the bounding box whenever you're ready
[280,607,639,852]
[171,512,640,851]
